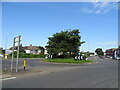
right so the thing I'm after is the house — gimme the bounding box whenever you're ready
[89,52,95,56]
[44,47,48,55]
[112,46,120,60]
[105,48,116,58]
[10,44,42,54]
[23,44,41,54]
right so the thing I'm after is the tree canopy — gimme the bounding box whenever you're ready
[95,48,104,56]
[45,29,85,58]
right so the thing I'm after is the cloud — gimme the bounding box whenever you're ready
[97,41,118,46]
[81,0,118,14]
[80,8,94,14]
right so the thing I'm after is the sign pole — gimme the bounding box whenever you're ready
[11,38,15,71]
[16,35,21,72]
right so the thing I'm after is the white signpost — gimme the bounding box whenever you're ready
[11,35,21,72]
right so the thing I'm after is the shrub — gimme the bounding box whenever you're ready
[9,51,46,58]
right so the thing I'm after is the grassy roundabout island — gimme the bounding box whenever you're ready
[43,58,93,64]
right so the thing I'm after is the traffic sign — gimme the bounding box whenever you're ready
[11,35,22,72]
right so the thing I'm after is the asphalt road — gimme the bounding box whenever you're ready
[2,57,119,88]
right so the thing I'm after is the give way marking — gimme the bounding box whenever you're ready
[0,77,16,81]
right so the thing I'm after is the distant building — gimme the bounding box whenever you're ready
[23,44,41,54]
[105,48,116,58]
[105,47,120,60]
[10,44,43,54]
[89,52,95,56]
[112,46,120,60]
[44,47,48,55]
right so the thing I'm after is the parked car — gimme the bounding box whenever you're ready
[99,56,105,59]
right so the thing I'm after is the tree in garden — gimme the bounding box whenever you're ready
[39,46,45,55]
[45,29,85,58]
[19,44,26,53]
[2,50,5,55]
[95,48,104,56]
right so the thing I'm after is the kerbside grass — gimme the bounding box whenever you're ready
[43,58,93,64]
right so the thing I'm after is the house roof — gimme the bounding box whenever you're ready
[106,48,117,51]
[23,46,40,50]
[9,46,18,50]
[9,44,41,50]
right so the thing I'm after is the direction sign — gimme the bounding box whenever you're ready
[11,35,22,72]
[14,36,21,46]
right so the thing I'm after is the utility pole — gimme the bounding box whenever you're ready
[88,36,90,52]
[5,37,8,59]
[11,38,15,70]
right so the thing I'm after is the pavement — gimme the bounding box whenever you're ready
[1,56,119,88]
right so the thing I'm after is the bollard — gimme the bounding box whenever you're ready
[23,59,26,70]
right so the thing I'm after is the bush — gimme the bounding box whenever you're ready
[9,52,46,58]
[51,53,73,58]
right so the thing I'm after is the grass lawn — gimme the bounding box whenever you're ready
[43,58,93,64]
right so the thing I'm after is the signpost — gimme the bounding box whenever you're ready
[11,35,21,72]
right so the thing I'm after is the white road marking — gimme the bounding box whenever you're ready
[1,77,16,81]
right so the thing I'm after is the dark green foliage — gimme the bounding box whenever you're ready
[2,50,5,55]
[19,44,26,53]
[46,29,85,58]
[39,46,45,55]
[95,48,104,56]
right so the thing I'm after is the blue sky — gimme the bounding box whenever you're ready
[2,2,118,52]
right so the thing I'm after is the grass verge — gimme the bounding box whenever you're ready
[43,58,93,64]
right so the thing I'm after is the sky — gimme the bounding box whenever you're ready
[2,2,118,52]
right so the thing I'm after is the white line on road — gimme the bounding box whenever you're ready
[0,77,16,81]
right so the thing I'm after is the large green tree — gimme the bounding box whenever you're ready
[46,29,85,58]
[95,48,104,56]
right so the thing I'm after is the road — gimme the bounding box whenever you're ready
[2,57,118,88]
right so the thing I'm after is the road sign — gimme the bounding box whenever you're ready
[15,36,21,46]
[11,35,21,72]
[15,37,19,42]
